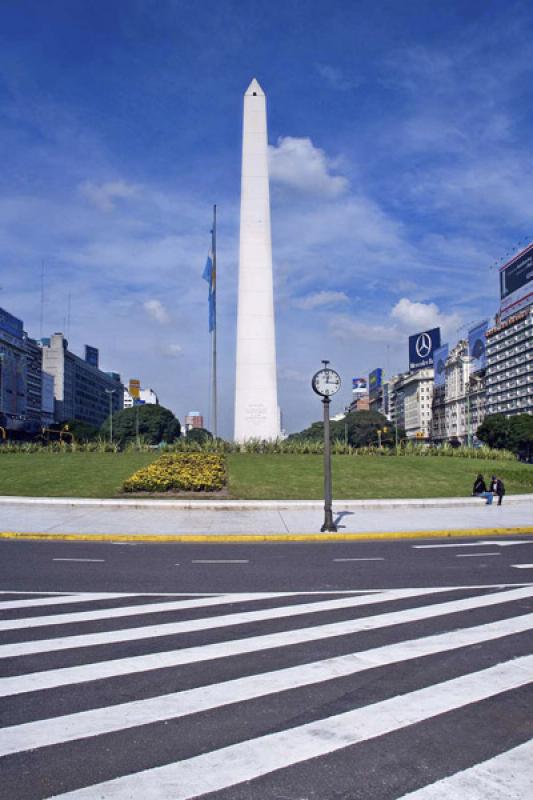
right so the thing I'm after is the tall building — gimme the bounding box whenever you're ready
[42,333,123,426]
[485,243,533,417]
[234,79,280,442]
[486,307,533,416]
[124,381,159,408]
[0,308,27,428]
[185,411,204,432]
[392,368,434,441]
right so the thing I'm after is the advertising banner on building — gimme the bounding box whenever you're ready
[468,320,488,372]
[85,345,99,369]
[0,307,23,340]
[433,344,448,387]
[368,368,383,398]
[500,244,533,320]
[129,378,141,399]
[352,377,367,395]
[408,327,441,371]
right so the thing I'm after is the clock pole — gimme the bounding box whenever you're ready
[320,360,337,533]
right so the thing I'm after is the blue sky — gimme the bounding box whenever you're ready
[1,0,532,435]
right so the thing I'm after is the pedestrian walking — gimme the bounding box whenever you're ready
[490,475,505,506]
[472,473,493,505]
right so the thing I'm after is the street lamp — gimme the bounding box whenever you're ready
[458,356,472,447]
[0,352,4,417]
[394,391,404,453]
[105,388,116,443]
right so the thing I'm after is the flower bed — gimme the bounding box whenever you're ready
[123,453,226,493]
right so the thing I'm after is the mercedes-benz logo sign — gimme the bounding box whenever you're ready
[415,332,432,359]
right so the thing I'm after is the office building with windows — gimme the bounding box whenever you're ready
[485,307,533,416]
[42,333,123,426]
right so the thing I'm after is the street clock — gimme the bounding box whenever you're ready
[311,368,341,397]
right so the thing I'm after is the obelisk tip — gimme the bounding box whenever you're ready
[245,78,265,97]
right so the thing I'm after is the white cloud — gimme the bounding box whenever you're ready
[294,290,349,310]
[316,64,361,91]
[268,137,348,197]
[391,298,461,338]
[144,299,170,324]
[162,343,183,357]
[79,180,138,212]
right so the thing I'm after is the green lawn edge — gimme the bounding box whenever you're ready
[0,451,532,500]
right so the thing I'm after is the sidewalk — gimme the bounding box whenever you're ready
[0,494,531,541]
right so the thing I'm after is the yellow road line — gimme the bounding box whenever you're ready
[0,527,532,543]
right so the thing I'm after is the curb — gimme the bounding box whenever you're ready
[1,526,533,544]
[0,495,532,511]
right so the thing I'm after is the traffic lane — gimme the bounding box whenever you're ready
[0,537,532,593]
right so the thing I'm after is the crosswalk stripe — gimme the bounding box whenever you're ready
[396,740,533,799]
[2,585,531,697]
[1,611,531,758]
[47,655,533,799]
[0,591,311,631]
[0,586,457,658]
[0,592,133,611]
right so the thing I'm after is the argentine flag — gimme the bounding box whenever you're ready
[202,249,216,332]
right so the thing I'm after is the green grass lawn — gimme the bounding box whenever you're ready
[0,451,532,499]
[0,452,158,498]
[226,454,533,500]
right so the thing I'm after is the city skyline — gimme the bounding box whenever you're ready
[1,1,532,436]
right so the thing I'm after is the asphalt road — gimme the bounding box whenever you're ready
[1,535,533,592]
[1,537,532,800]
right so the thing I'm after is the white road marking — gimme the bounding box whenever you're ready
[456,553,500,558]
[2,612,531,758]
[0,592,133,611]
[191,559,250,564]
[2,585,531,697]
[333,558,385,562]
[512,564,533,569]
[53,559,105,563]
[396,740,533,799]
[0,592,307,632]
[110,543,137,546]
[46,655,533,800]
[414,540,533,549]
[0,587,449,658]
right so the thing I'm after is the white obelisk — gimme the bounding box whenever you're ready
[234,78,280,442]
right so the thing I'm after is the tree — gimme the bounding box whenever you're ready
[101,404,181,445]
[289,410,399,447]
[476,414,512,450]
[63,419,100,442]
[186,427,213,444]
[476,413,533,458]
[508,414,533,461]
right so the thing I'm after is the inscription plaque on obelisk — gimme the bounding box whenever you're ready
[234,78,280,442]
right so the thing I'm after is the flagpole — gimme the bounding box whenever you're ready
[211,204,217,438]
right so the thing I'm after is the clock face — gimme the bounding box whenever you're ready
[312,368,341,397]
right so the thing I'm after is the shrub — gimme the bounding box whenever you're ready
[123,452,226,493]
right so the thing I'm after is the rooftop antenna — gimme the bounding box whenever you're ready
[66,291,71,339]
[40,260,45,339]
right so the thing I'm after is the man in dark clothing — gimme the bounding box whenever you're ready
[490,475,505,506]
[473,474,492,504]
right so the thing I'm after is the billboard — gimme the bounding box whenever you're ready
[85,345,99,369]
[500,244,533,320]
[433,344,448,387]
[468,320,488,372]
[0,307,23,340]
[368,368,383,398]
[129,378,141,399]
[408,327,441,371]
[352,377,367,395]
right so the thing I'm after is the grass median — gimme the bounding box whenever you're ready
[0,451,532,499]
